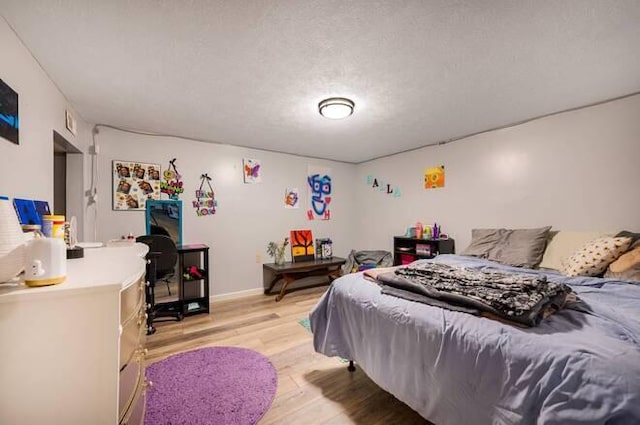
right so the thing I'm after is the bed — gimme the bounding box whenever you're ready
[310,254,640,425]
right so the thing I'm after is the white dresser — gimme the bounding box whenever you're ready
[0,244,150,425]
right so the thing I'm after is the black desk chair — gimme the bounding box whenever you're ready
[137,234,177,295]
[137,235,183,324]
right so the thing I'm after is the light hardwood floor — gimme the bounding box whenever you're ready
[145,285,432,425]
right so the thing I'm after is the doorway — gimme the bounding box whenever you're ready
[53,130,83,238]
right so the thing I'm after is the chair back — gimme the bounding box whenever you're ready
[136,235,178,277]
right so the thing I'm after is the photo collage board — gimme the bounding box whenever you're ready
[112,160,162,210]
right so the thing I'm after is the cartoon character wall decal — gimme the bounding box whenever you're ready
[424,165,445,189]
[307,167,332,220]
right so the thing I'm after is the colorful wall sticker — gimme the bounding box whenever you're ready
[193,173,217,216]
[424,165,445,189]
[366,175,401,197]
[160,158,185,200]
[307,166,332,220]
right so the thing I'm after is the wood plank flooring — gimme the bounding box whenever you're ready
[145,286,431,424]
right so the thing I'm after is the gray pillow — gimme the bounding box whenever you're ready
[461,228,508,258]
[487,226,552,269]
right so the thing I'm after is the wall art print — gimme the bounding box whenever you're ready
[0,79,19,145]
[366,175,401,197]
[160,158,184,200]
[112,160,161,210]
[284,188,299,209]
[193,173,217,217]
[424,165,445,189]
[243,158,261,183]
[290,229,314,262]
[306,166,331,220]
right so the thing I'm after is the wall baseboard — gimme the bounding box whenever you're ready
[210,287,265,302]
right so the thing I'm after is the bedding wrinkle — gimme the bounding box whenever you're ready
[431,308,449,374]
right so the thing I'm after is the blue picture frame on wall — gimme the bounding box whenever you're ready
[145,199,183,246]
[0,79,19,145]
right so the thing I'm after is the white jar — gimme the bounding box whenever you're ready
[24,236,67,287]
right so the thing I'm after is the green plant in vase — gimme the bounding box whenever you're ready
[267,237,289,266]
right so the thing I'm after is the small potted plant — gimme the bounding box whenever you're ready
[267,237,289,266]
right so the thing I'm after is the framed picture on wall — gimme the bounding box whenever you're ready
[112,160,162,210]
[0,79,19,145]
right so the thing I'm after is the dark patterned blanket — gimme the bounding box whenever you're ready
[377,262,572,326]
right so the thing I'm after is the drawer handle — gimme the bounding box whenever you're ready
[135,347,149,358]
[137,313,148,326]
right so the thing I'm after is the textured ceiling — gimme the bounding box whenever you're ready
[2,1,640,163]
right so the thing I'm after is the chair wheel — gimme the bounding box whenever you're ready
[177,313,184,321]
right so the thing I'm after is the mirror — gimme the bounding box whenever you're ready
[145,200,183,246]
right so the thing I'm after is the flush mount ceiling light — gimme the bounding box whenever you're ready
[318,97,355,119]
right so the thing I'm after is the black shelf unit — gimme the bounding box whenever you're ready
[177,244,210,316]
[393,236,455,266]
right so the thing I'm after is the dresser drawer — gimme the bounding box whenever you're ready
[120,305,146,370]
[121,277,145,324]
[119,351,143,421]
[120,354,147,425]
[121,387,146,425]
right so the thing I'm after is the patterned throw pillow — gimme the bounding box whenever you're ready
[561,237,632,277]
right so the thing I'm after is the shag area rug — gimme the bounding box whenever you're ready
[145,346,277,425]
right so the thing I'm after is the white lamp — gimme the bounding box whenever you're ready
[318,97,355,119]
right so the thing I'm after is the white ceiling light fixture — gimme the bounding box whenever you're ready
[318,97,355,119]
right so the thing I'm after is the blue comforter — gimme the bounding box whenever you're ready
[310,255,640,425]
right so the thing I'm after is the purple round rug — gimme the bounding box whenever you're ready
[145,346,277,425]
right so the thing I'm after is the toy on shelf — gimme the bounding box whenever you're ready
[183,265,205,280]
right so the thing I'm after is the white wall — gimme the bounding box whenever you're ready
[356,94,640,254]
[95,127,357,296]
[0,17,92,238]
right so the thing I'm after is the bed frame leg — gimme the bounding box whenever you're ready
[347,360,356,372]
